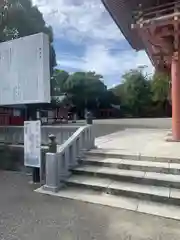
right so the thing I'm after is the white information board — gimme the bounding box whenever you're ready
[24,121,41,168]
[0,33,50,105]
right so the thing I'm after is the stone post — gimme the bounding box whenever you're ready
[43,152,59,192]
[48,134,57,153]
[86,111,93,125]
[43,134,59,192]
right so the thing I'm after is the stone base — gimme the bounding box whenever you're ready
[43,182,65,193]
[165,130,180,142]
[43,184,60,193]
[165,137,180,142]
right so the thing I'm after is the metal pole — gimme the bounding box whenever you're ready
[28,105,40,183]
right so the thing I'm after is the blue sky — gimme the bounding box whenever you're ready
[32,0,154,87]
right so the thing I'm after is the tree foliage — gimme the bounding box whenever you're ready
[151,71,170,103]
[120,69,151,117]
[64,72,106,98]
[111,69,171,117]
[52,70,114,116]
[64,71,107,115]
[51,69,69,96]
[150,71,171,116]
[52,66,171,118]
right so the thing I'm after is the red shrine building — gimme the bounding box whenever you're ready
[102,0,180,141]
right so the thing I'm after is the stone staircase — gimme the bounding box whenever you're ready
[59,149,180,219]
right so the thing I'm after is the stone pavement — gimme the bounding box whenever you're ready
[2,171,180,240]
[95,128,180,160]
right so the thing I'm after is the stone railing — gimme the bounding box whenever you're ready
[44,125,95,192]
[0,125,79,145]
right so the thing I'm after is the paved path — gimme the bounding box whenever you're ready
[1,171,180,240]
[95,128,180,159]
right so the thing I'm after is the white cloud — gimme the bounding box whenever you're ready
[32,0,154,86]
[83,45,154,76]
[57,45,154,79]
[32,0,124,44]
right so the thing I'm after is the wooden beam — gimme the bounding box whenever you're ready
[133,18,180,30]
[138,12,180,25]
[134,0,180,14]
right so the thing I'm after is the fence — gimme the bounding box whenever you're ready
[44,125,95,192]
[0,125,79,145]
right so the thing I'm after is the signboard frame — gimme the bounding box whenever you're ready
[24,120,41,168]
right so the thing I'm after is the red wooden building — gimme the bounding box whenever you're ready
[102,0,180,140]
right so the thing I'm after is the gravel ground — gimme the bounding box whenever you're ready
[1,171,180,240]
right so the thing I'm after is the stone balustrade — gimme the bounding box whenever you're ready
[0,125,79,145]
[44,125,95,192]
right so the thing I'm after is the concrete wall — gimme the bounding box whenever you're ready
[0,144,48,172]
[0,125,80,172]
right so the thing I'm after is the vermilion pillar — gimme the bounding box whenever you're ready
[171,54,180,141]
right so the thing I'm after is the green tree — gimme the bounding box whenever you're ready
[150,71,171,116]
[51,69,69,96]
[0,0,56,74]
[120,69,151,117]
[64,71,107,116]
[151,71,170,103]
[110,83,128,116]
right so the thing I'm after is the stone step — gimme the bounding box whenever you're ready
[65,175,180,205]
[72,165,180,188]
[87,149,180,163]
[36,185,180,221]
[79,157,180,174]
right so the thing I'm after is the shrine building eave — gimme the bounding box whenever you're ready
[102,0,176,71]
[101,0,170,51]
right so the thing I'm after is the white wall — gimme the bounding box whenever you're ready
[0,33,50,105]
